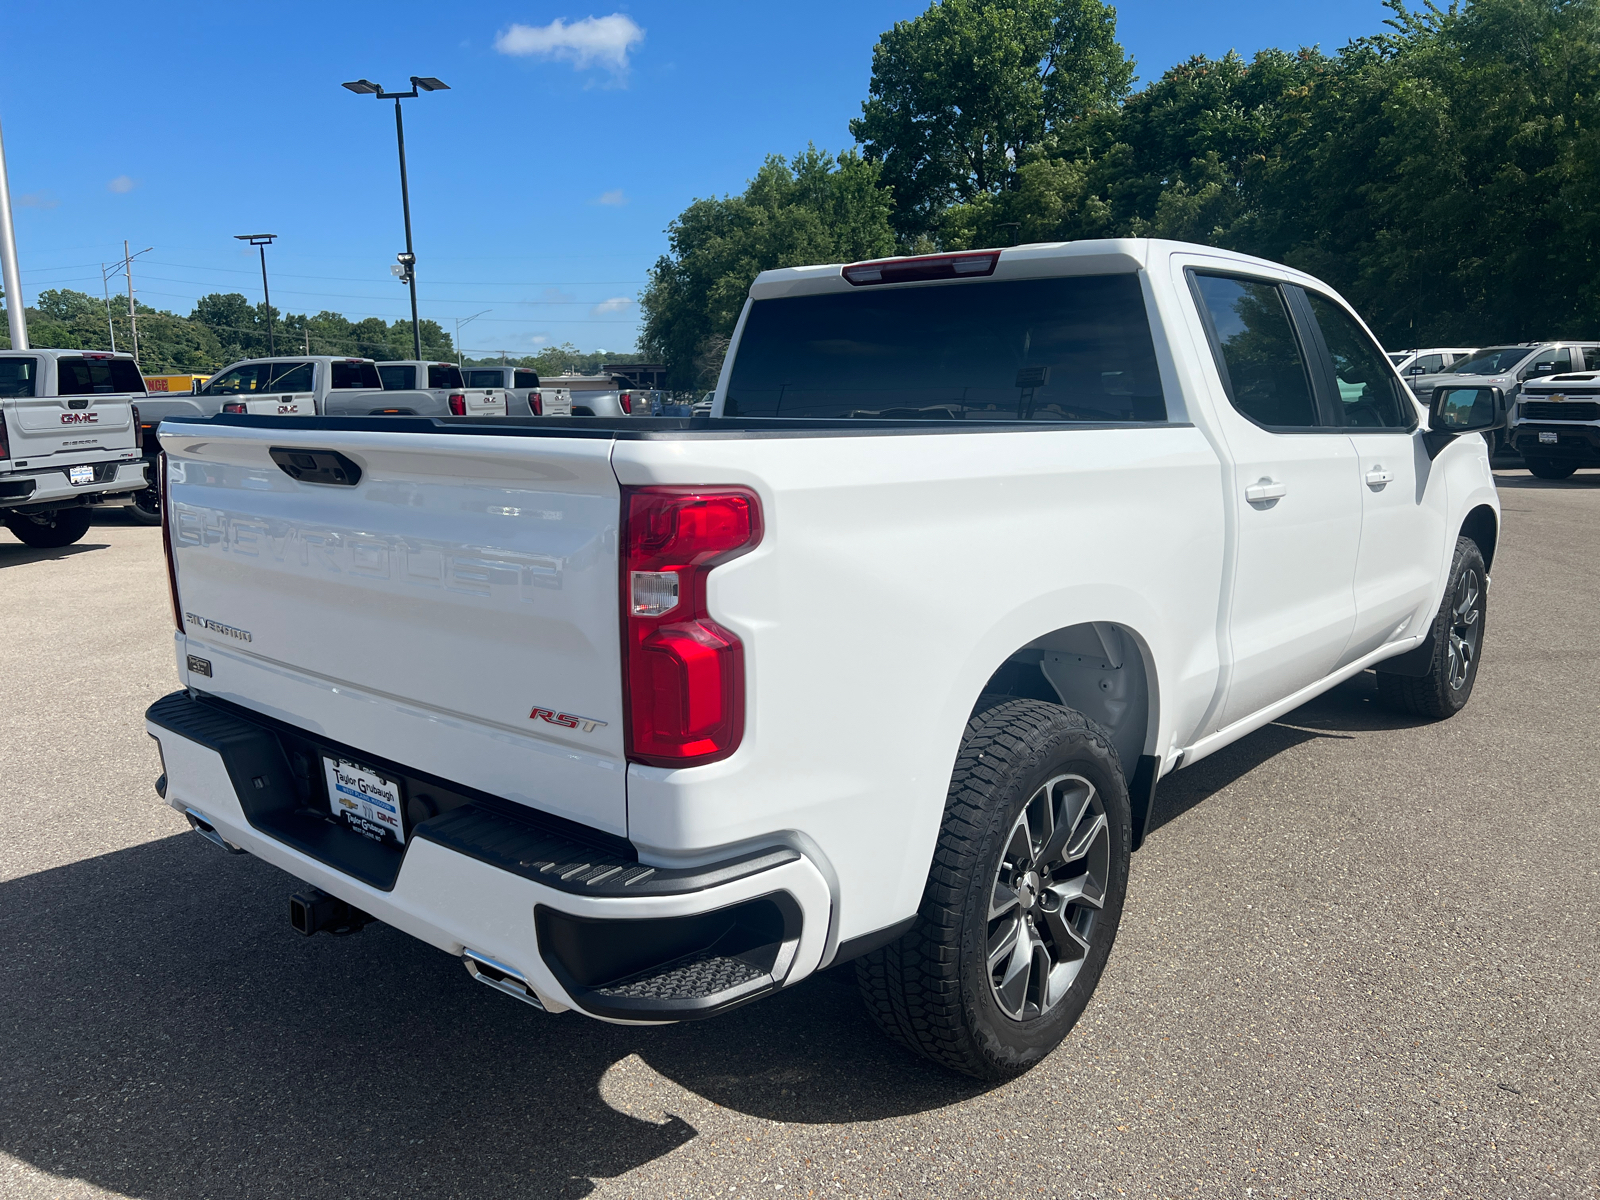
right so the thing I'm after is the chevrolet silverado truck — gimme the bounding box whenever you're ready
[145,240,1502,1079]
[1510,370,1600,479]
[1,349,149,546]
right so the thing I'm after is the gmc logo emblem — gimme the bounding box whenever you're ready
[61,412,100,424]
[530,707,607,733]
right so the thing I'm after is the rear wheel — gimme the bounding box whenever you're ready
[5,506,95,548]
[856,699,1131,1079]
[1376,536,1487,719]
[1525,457,1577,480]
[127,480,162,525]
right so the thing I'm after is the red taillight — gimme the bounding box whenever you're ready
[842,250,1000,286]
[620,391,632,414]
[622,487,763,767]
[448,393,467,416]
[160,451,181,634]
[531,391,543,416]
[0,410,10,459]
[222,401,246,414]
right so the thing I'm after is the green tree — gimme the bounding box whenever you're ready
[639,146,896,386]
[852,0,1133,239]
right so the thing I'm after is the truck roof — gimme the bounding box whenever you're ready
[748,238,1329,301]
[8,347,139,362]
[217,355,378,366]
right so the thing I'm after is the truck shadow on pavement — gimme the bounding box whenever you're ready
[0,541,110,567]
[0,833,981,1200]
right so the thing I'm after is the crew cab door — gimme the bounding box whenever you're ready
[1187,269,1362,729]
[1300,292,1449,663]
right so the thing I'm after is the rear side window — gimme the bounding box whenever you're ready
[379,365,415,390]
[0,357,37,397]
[331,361,382,389]
[464,369,501,388]
[428,364,464,389]
[1192,274,1316,428]
[724,274,1166,421]
[1304,294,1413,429]
[514,369,539,389]
[56,356,147,396]
[1410,354,1444,374]
[262,362,315,392]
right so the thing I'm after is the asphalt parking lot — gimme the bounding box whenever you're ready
[2,474,1596,1200]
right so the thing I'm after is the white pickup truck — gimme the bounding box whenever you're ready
[1510,370,1600,479]
[196,356,439,418]
[1,348,149,546]
[377,360,508,417]
[461,365,572,418]
[146,240,1502,1080]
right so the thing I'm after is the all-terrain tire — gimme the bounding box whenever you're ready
[1375,536,1487,719]
[1524,457,1577,481]
[5,506,95,548]
[856,698,1132,1079]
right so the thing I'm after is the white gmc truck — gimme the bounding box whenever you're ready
[146,240,1502,1079]
[1,348,149,546]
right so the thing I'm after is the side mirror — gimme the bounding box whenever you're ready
[1424,384,1502,457]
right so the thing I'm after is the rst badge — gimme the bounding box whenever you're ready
[530,707,607,733]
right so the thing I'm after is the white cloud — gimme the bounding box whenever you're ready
[494,14,644,75]
[18,191,59,209]
[594,188,626,206]
[107,175,137,194]
[591,296,633,316]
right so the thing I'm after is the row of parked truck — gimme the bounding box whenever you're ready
[7,332,1600,550]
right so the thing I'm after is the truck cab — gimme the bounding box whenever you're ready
[378,361,508,417]
[461,365,557,417]
[0,349,149,547]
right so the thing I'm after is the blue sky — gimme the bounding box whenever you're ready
[1,0,1391,356]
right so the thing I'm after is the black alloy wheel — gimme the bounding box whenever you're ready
[1376,536,1488,719]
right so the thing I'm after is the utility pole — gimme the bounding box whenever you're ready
[99,263,118,351]
[0,114,28,350]
[454,309,489,366]
[124,240,138,365]
[304,328,310,355]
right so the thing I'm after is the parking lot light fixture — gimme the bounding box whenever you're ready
[343,74,449,359]
[234,233,278,355]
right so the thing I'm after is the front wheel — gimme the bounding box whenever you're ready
[1376,536,1487,719]
[5,506,95,548]
[1524,457,1577,481]
[856,699,1131,1079]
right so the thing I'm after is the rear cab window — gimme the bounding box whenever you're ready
[331,361,382,390]
[724,274,1166,422]
[428,364,465,389]
[0,356,38,397]
[464,370,502,388]
[379,365,416,390]
[514,370,539,389]
[56,356,146,396]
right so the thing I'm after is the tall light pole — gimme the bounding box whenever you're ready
[454,309,490,366]
[342,75,449,361]
[122,242,153,366]
[235,233,278,355]
[0,115,28,350]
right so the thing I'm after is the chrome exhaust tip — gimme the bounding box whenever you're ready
[463,948,546,1010]
[183,808,246,854]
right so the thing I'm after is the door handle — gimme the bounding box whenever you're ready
[1244,480,1287,503]
[1365,467,1394,488]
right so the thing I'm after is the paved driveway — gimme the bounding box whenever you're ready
[1,475,1596,1199]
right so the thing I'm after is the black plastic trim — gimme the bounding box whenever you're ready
[830,915,918,965]
[159,412,1192,442]
[1127,753,1163,851]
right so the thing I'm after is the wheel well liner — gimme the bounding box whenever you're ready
[1460,504,1498,571]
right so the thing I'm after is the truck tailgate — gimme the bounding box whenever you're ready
[161,421,627,834]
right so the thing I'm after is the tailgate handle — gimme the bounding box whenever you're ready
[269,447,362,486]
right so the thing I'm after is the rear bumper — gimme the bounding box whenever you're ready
[145,691,829,1022]
[1512,423,1600,465]
[1,459,147,507]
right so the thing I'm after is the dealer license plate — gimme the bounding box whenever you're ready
[1539,431,1559,444]
[68,465,95,485]
[323,757,405,847]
